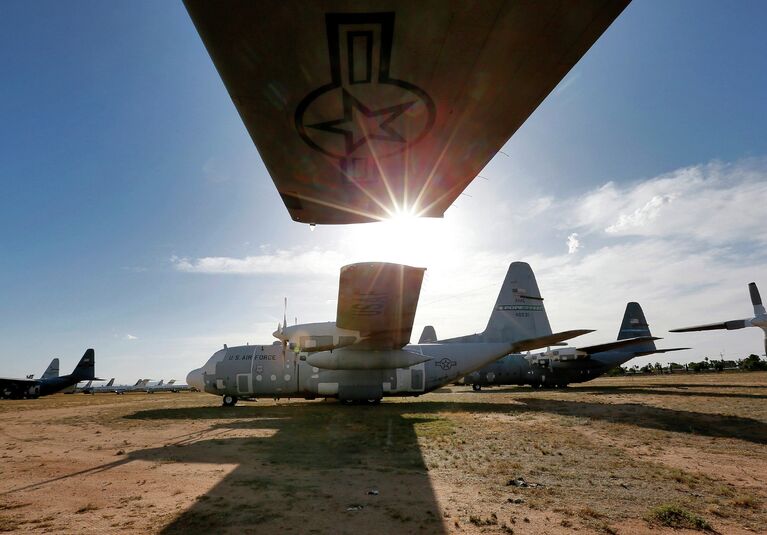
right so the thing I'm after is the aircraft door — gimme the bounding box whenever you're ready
[410,364,425,391]
[236,373,251,394]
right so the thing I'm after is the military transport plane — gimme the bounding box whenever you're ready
[423,263,688,389]
[40,358,60,380]
[671,282,767,356]
[448,305,687,389]
[186,262,592,405]
[0,349,97,399]
[184,1,630,225]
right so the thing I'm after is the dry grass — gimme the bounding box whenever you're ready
[0,372,765,534]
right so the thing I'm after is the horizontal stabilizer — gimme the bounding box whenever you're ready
[670,319,747,332]
[511,329,593,353]
[577,336,660,356]
[634,347,690,357]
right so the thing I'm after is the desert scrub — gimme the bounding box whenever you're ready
[646,504,712,531]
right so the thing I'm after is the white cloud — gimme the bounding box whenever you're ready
[571,159,767,245]
[566,233,581,254]
[124,334,138,340]
[171,249,345,275]
[169,158,767,365]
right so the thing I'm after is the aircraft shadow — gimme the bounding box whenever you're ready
[124,403,448,534]
[473,383,767,400]
[121,395,767,532]
[581,387,767,400]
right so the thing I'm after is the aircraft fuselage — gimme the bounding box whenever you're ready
[462,350,634,388]
[188,341,513,402]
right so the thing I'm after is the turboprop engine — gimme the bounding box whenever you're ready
[305,349,431,370]
[526,347,588,369]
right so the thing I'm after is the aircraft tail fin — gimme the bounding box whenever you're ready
[419,326,438,343]
[72,349,96,380]
[750,282,766,316]
[481,262,552,343]
[167,379,176,385]
[617,303,656,353]
[106,378,115,387]
[41,358,60,380]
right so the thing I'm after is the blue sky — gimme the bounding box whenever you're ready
[1,1,766,382]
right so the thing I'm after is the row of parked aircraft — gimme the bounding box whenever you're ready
[76,378,192,395]
[0,356,192,399]
[186,261,763,406]
[2,262,760,403]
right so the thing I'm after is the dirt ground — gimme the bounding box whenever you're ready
[0,372,765,534]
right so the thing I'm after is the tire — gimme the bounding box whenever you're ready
[222,395,238,407]
[472,384,482,392]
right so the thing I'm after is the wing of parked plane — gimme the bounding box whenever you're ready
[670,320,749,332]
[336,262,426,350]
[185,0,630,224]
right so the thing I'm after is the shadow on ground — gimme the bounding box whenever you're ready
[119,394,767,532]
[125,403,448,534]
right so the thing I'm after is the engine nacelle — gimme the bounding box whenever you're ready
[527,347,587,363]
[306,349,430,370]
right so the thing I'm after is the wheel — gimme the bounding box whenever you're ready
[222,395,238,407]
[472,384,482,392]
[366,398,382,405]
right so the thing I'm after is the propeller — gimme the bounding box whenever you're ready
[283,297,287,336]
[670,281,767,356]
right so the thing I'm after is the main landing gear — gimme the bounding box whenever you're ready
[472,384,482,392]
[222,394,238,407]
[340,398,381,405]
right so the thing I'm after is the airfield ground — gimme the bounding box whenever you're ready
[0,372,765,535]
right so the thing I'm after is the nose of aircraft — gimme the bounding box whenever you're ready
[186,368,204,391]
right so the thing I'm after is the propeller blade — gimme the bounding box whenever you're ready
[751,282,766,315]
[750,282,762,306]
[282,297,287,335]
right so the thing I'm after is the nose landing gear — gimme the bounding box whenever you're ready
[222,394,238,407]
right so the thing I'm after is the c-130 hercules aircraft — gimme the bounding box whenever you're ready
[186,262,592,406]
[421,263,689,389]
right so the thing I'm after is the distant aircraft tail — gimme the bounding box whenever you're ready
[479,262,553,342]
[167,379,176,385]
[419,326,438,343]
[617,303,656,354]
[71,349,96,380]
[440,262,590,347]
[41,358,60,380]
[106,378,115,387]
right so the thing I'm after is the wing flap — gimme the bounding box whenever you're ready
[185,0,630,224]
[336,262,425,350]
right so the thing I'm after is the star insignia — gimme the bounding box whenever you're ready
[307,89,415,155]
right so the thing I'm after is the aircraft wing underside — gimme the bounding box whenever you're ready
[336,262,425,351]
[185,0,630,224]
